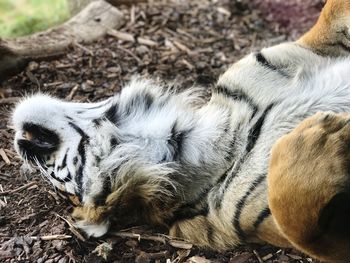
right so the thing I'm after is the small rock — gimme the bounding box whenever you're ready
[136,45,149,55]
[93,242,113,260]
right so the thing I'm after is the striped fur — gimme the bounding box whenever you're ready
[12,0,350,262]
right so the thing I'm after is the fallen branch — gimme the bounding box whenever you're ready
[0,0,124,82]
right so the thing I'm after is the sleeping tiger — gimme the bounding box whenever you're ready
[12,0,350,262]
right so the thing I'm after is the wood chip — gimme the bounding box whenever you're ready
[262,253,273,261]
[66,84,80,100]
[107,29,135,42]
[287,254,303,260]
[187,256,211,263]
[0,149,11,165]
[168,239,193,250]
[137,37,157,46]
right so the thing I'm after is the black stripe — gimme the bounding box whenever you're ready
[75,137,86,196]
[168,123,192,161]
[167,185,212,225]
[93,176,112,206]
[246,104,274,153]
[67,122,89,196]
[57,150,68,170]
[232,174,266,241]
[50,171,72,183]
[214,104,274,209]
[124,92,154,116]
[216,85,258,115]
[169,204,209,226]
[104,103,119,124]
[50,171,65,183]
[255,52,289,77]
[110,137,119,148]
[68,122,89,139]
[65,172,72,182]
[253,207,271,229]
[207,224,214,245]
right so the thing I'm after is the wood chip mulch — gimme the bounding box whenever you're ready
[0,0,323,262]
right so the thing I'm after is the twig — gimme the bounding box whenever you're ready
[29,234,72,241]
[116,46,143,64]
[253,250,264,263]
[54,213,87,242]
[74,42,94,56]
[0,182,36,196]
[66,84,80,100]
[0,97,20,104]
[111,231,142,241]
[111,231,191,246]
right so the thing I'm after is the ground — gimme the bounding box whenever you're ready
[0,0,324,262]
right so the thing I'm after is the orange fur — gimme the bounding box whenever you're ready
[297,0,350,56]
[268,112,350,262]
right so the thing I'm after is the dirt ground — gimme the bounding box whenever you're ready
[0,0,325,262]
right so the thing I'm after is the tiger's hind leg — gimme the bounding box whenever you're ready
[268,112,350,263]
[297,0,350,56]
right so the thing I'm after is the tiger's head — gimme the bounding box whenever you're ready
[12,93,102,196]
[12,79,228,236]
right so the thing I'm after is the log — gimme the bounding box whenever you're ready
[105,0,147,6]
[0,0,124,82]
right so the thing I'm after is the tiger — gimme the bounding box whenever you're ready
[11,0,350,262]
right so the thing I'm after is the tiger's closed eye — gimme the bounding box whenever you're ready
[23,131,33,141]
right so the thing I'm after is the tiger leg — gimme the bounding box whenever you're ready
[169,206,290,250]
[297,0,350,56]
[169,214,239,251]
[268,112,350,263]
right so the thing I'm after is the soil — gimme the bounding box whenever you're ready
[0,0,324,262]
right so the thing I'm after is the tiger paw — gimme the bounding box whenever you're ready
[72,206,110,237]
[268,112,350,263]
